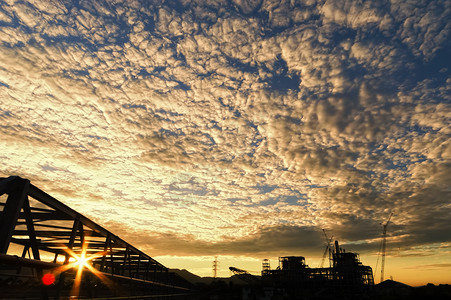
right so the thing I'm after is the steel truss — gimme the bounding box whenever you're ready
[0,176,193,299]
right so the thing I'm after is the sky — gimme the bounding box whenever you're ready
[0,0,450,286]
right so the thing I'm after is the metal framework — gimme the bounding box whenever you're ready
[0,176,193,299]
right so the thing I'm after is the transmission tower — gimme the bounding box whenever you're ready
[213,256,218,278]
[380,213,393,283]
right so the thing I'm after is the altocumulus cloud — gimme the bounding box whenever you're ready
[0,0,450,258]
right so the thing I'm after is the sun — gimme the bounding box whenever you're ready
[73,251,89,271]
[51,240,113,297]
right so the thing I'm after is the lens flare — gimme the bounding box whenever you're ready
[42,273,55,285]
[51,240,114,297]
[75,252,88,271]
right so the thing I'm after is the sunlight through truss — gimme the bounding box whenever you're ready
[0,176,193,298]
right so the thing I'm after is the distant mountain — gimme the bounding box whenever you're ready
[169,269,249,285]
[376,279,411,289]
[372,280,451,300]
[169,268,207,284]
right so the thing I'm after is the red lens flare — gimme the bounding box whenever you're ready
[42,273,55,286]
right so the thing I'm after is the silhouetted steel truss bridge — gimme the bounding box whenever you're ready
[0,176,194,299]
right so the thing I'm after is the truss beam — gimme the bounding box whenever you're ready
[0,176,193,297]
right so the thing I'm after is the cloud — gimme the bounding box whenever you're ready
[391,0,451,58]
[321,0,385,28]
[110,224,325,257]
[0,0,449,274]
[404,263,451,270]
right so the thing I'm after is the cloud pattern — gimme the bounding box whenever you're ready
[0,0,450,263]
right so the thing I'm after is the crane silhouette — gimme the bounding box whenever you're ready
[320,229,334,268]
[376,213,393,283]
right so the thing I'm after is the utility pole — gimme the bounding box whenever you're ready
[380,213,393,283]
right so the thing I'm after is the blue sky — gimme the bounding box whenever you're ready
[0,0,450,283]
